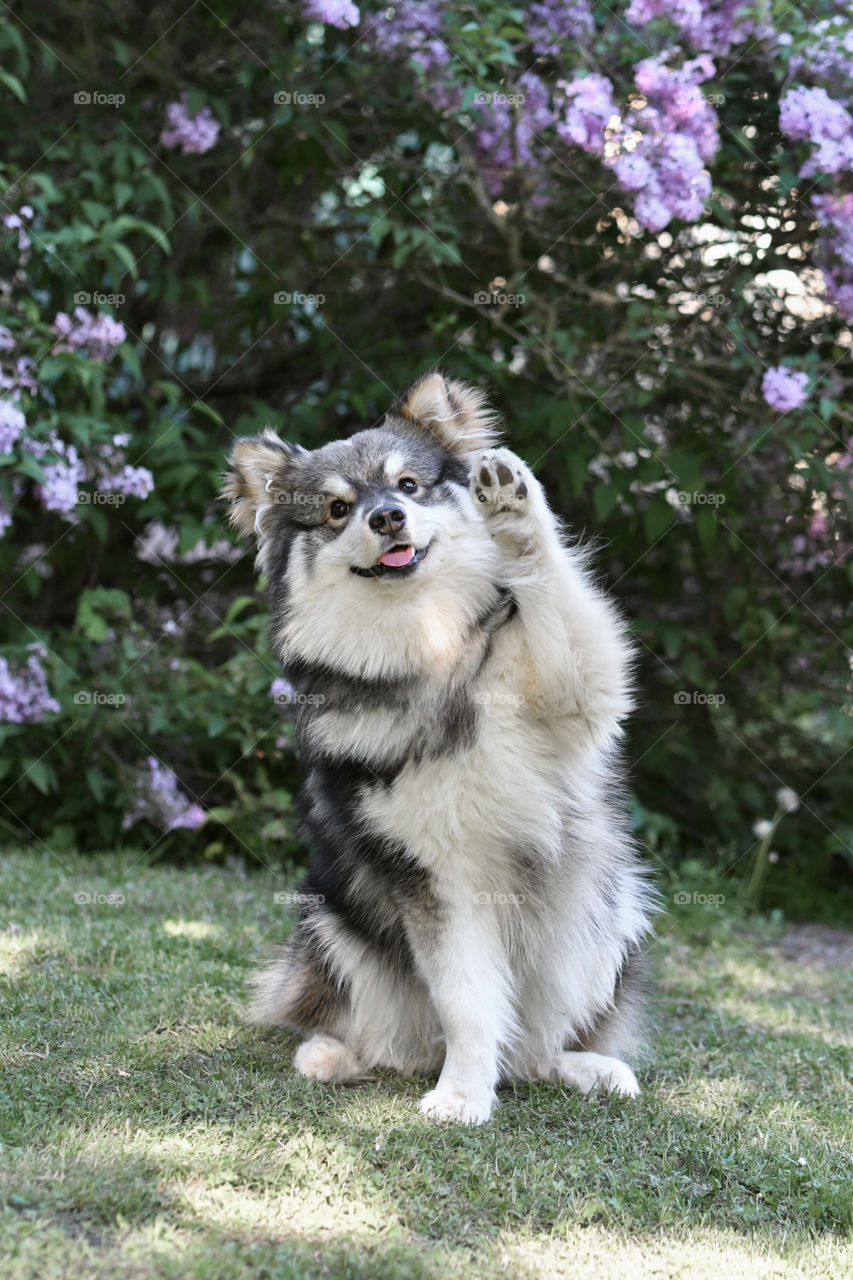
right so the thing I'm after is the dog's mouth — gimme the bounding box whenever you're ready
[351,542,430,579]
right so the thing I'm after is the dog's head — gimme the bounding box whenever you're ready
[222,372,504,674]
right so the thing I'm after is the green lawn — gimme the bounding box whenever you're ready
[1,850,850,1279]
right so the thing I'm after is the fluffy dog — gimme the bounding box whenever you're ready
[223,371,655,1124]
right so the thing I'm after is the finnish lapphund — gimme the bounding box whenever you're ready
[223,371,654,1124]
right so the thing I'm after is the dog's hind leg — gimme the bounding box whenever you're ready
[294,1033,366,1083]
[543,1050,639,1098]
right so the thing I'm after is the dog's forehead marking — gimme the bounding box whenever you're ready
[383,451,407,481]
[318,472,356,500]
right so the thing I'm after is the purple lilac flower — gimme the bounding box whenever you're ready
[371,3,450,77]
[0,399,25,453]
[556,73,617,152]
[101,464,155,500]
[626,0,703,38]
[29,435,87,514]
[53,307,126,361]
[622,57,717,228]
[304,0,360,28]
[627,0,767,56]
[0,326,15,352]
[39,459,84,513]
[761,367,809,413]
[271,677,295,705]
[790,17,853,106]
[474,71,556,196]
[526,1,594,56]
[371,7,555,197]
[123,757,206,832]
[558,56,718,231]
[0,644,60,723]
[14,357,38,394]
[160,95,221,155]
[812,192,853,322]
[780,85,853,177]
[0,498,10,537]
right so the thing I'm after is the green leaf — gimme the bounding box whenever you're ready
[0,69,26,102]
[86,768,108,801]
[593,483,619,521]
[224,596,256,625]
[76,588,132,642]
[643,499,673,543]
[17,454,46,484]
[23,759,55,795]
[696,508,718,550]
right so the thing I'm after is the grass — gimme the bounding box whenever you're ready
[1,850,850,1279]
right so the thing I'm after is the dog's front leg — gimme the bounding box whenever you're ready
[406,904,513,1125]
[471,447,633,742]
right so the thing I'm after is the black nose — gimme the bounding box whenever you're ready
[368,505,406,535]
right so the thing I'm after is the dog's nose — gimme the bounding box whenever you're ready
[368,505,406,536]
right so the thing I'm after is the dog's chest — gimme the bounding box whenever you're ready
[356,690,567,879]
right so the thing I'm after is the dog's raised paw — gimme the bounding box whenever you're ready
[418,1085,495,1125]
[471,448,531,515]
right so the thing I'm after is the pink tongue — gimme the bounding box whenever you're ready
[379,545,415,568]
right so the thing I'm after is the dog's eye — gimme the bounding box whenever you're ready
[399,477,418,494]
[329,500,350,520]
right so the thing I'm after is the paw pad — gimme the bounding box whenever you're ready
[472,448,531,514]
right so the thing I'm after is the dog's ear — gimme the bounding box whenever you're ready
[396,371,500,455]
[222,428,307,540]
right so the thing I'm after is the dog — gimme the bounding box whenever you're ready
[223,371,655,1124]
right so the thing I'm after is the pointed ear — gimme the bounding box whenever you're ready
[222,428,306,540]
[396,371,500,455]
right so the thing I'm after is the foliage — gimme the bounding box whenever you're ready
[0,1,851,904]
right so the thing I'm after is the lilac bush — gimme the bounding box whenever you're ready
[0,0,851,890]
